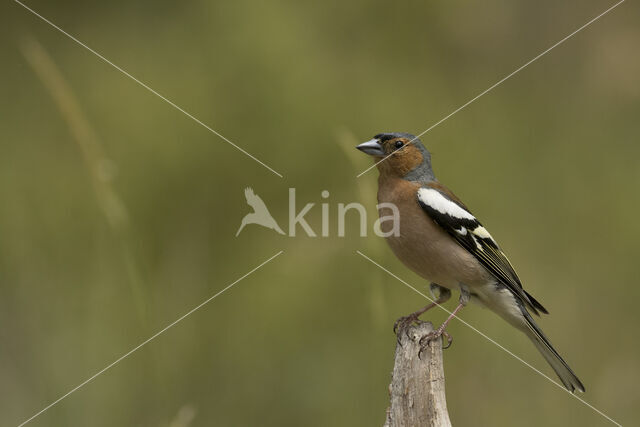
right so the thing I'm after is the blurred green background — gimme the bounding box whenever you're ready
[1,0,639,425]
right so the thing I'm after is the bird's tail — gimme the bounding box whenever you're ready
[521,308,585,393]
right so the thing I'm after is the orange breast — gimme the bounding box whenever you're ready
[377,178,492,289]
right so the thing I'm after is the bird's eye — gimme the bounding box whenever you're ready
[394,140,404,149]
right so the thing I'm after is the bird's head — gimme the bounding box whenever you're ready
[356,132,435,181]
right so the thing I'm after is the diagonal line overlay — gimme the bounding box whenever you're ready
[356,250,622,426]
[16,250,284,427]
[357,0,625,177]
[14,0,283,178]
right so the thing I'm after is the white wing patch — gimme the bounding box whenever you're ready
[417,188,475,220]
[471,235,484,251]
[472,226,493,239]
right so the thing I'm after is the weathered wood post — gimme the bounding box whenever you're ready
[384,321,452,427]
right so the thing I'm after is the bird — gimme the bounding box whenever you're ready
[236,187,285,236]
[356,132,585,393]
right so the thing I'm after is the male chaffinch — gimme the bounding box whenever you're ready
[357,132,584,393]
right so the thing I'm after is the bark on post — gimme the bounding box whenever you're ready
[384,321,452,427]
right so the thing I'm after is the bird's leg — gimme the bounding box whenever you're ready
[418,287,470,356]
[393,285,451,341]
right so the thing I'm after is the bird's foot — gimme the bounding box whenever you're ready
[393,314,423,345]
[418,326,453,359]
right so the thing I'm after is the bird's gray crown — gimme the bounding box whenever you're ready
[375,132,435,182]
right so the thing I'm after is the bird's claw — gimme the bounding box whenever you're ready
[393,314,420,345]
[442,331,453,349]
[418,329,453,359]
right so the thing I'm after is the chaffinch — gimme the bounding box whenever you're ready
[357,132,584,393]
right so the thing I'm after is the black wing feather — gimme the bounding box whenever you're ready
[416,187,545,316]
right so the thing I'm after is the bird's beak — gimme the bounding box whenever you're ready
[356,139,384,157]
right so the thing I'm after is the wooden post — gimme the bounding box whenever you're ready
[384,321,452,427]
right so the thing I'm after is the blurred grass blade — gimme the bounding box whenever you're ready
[21,37,148,322]
[168,405,197,427]
[336,128,389,326]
